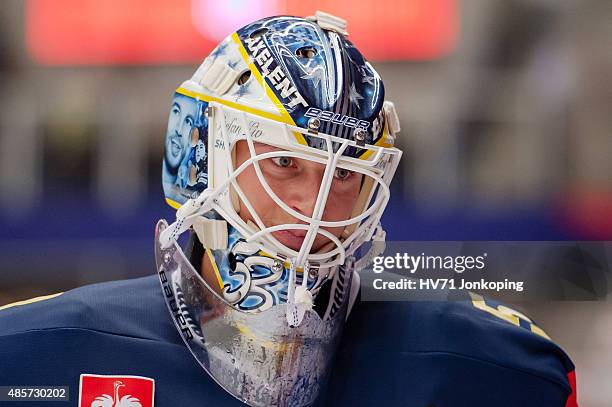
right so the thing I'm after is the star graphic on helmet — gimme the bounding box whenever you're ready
[361,74,376,85]
[228,59,240,69]
[210,42,228,61]
[348,82,364,107]
[236,82,250,97]
[300,66,325,89]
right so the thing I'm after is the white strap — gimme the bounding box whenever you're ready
[308,11,348,35]
[383,100,401,136]
[193,217,228,250]
[199,56,240,95]
[285,259,314,328]
[159,189,216,249]
[346,271,360,320]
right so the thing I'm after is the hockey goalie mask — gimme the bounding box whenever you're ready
[156,12,401,407]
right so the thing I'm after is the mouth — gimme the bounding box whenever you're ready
[272,229,308,251]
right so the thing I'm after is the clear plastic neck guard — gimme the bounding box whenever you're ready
[156,220,350,406]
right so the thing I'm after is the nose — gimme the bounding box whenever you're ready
[286,172,322,219]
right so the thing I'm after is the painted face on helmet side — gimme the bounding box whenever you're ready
[164,94,197,173]
[234,141,363,252]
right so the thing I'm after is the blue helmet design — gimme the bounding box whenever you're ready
[235,15,388,158]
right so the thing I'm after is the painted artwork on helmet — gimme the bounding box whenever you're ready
[162,93,209,206]
[208,224,325,312]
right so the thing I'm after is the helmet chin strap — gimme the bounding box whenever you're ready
[192,217,228,250]
[286,258,314,328]
[159,189,218,249]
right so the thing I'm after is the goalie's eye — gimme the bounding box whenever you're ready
[334,168,353,181]
[271,156,294,168]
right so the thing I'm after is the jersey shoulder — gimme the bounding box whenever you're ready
[328,294,577,406]
[354,293,575,379]
[0,275,177,344]
[0,276,246,406]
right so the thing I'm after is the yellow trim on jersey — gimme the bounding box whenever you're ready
[206,248,225,290]
[0,292,63,311]
[230,32,308,146]
[530,324,551,340]
[469,292,551,340]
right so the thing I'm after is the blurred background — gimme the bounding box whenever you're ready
[0,0,610,405]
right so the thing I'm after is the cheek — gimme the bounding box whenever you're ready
[235,163,277,222]
[324,185,362,221]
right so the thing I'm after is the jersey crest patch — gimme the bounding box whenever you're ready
[78,374,155,407]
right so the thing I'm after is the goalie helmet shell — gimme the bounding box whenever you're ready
[157,11,402,407]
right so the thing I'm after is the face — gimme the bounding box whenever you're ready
[234,141,363,252]
[165,95,196,172]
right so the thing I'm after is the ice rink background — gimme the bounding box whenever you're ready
[0,1,610,405]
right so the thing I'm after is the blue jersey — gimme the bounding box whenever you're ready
[0,275,577,406]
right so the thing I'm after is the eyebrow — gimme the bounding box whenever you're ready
[255,143,283,152]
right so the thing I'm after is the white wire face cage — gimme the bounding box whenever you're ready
[202,98,402,272]
[160,90,402,266]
